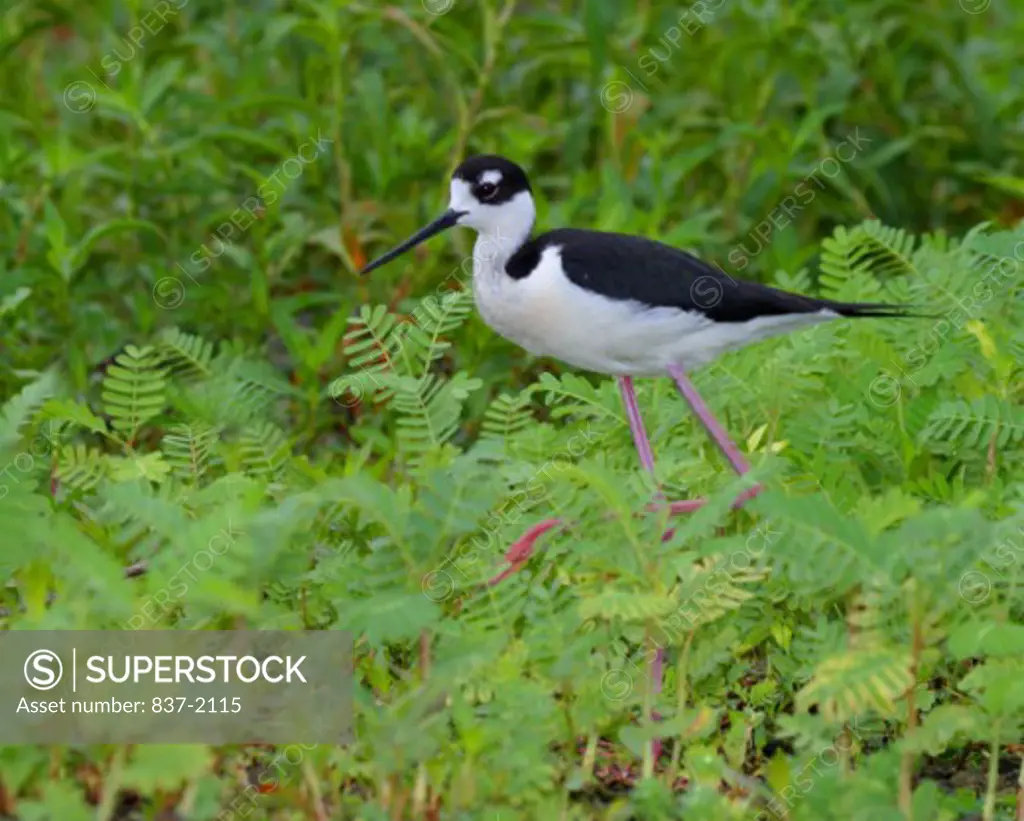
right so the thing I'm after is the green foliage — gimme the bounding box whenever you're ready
[100,344,167,439]
[160,421,220,483]
[2,219,1021,819]
[921,397,1024,450]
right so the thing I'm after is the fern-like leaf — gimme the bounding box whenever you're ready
[341,304,403,400]
[37,398,107,437]
[797,647,915,721]
[161,422,221,483]
[480,391,534,443]
[56,444,108,492]
[335,294,476,407]
[920,396,1024,450]
[388,372,482,459]
[579,590,678,623]
[239,422,290,481]
[818,222,917,302]
[660,553,769,638]
[107,452,173,484]
[172,353,293,429]
[402,289,475,375]
[157,328,216,379]
[101,345,166,439]
[0,369,60,449]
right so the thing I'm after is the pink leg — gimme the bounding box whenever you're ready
[666,364,764,505]
[621,375,708,526]
[619,376,657,477]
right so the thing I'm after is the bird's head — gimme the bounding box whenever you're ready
[361,154,534,275]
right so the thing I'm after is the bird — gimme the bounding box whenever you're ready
[360,153,917,762]
[361,153,916,560]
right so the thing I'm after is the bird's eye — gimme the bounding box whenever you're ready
[476,182,497,200]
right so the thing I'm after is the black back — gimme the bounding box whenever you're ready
[506,228,908,322]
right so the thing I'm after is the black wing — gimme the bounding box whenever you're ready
[506,228,913,322]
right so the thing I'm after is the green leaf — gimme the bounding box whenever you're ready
[948,621,1024,660]
[898,704,985,755]
[37,398,107,436]
[108,451,173,483]
[0,286,31,318]
[101,345,167,439]
[139,58,184,115]
[120,745,215,791]
[959,659,1024,715]
[16,780,92,821]
[579,590,678,623]
[0,369,61,449]
[342,590,440,645]
[69,219,167,276]
[797,647,914,721]
[56,444,107,492]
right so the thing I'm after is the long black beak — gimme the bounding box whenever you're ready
[360,209,464,275]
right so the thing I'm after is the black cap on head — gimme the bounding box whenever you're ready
[452,154,531,205]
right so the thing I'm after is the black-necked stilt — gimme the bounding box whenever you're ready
[361,154,916,573]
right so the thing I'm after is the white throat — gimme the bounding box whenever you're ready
[447,182,535,278]
[472,222,527,278]
[473,194,534,280]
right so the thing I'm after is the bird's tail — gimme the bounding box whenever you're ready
[823,300,936,319]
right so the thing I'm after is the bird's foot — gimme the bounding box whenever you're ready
[645,481,763,518]
[642,483,761,541]
[641,496,707,542]
[645,497,707,515]
[488,518,563,586]
[733,482,764,507]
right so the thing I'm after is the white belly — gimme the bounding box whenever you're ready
[472,243,835,377]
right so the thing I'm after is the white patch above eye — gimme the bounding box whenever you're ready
[480,170,503,186]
